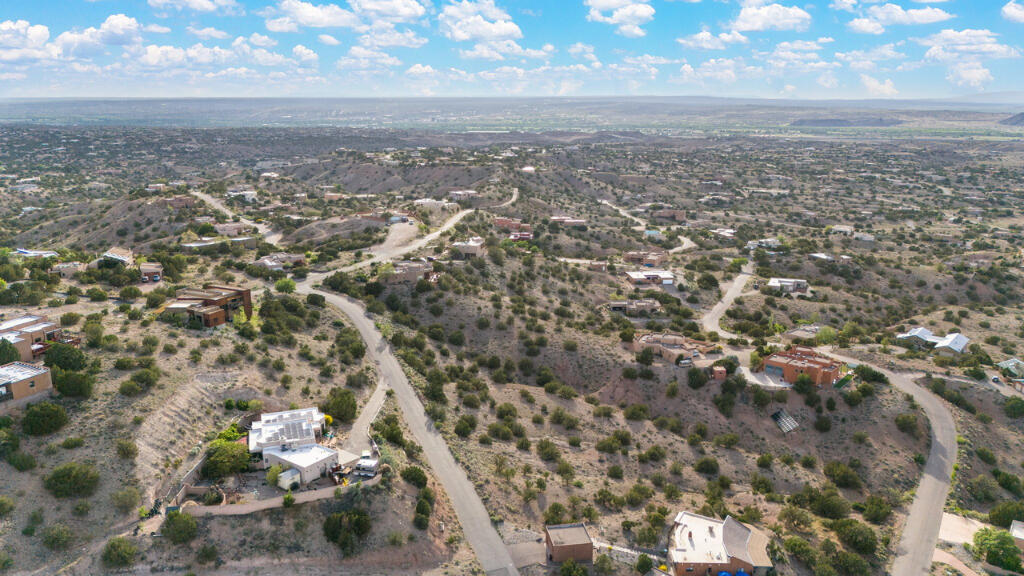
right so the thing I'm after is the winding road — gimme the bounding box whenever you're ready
[700,260,754,338]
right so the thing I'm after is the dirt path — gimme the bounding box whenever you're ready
[191,190,281,244]
[187,476,380,517]
[700,260,754,338]
[933,549,982,576]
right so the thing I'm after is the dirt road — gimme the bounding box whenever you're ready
[825,351,957,576]
[296,281,519,576]
[191,190,280,242]
[700,260,754,338]
[338,209,473,273]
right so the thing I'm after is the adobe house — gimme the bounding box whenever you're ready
[0,362,52,410]
[545,523,593,564]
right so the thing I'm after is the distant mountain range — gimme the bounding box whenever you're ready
[999,112,1024,126]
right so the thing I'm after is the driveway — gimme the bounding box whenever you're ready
[297,280,519,576]
[700,260,754,338]
[826,351,957,576]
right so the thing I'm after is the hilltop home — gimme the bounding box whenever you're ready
[167,284,253,328]
[550,215,586,226]
[50,261,85,279]
[544,523,593,564]
[896,328,970,357]
[451,237,485,259]
[254,253,306,272]
[0,362,52,409]
[90,247,134,268]
[248,408,343,485]
[494,217,531,232]
[608,299,661,316]
[214,222,251,237]
[630,332,717,362]
[383,260,434,285]
[745,238,781,251]
[0,314,79,362]
[764,347,847,387]
[623,250,666,267]
[448,189,478,201]
[766,278,809,294]
[139,262,163,282]
[668,512,772,576]
[624,270,675,285]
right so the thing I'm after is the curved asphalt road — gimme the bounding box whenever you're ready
[700,260,754,339]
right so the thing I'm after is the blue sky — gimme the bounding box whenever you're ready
[0,0,1021,98]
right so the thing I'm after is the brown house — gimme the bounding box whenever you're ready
[545,523,593,564]
[764,346,847,387]
[170,284,253,328]
[0,315,79,362]
[0,362,52,409]
[140,262,163,282]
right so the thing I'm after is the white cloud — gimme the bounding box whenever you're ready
[439,0,521,42]
[187,26,229,40]
[568,42,601,67]
[860,73,897,96]
[732,3,811,32]
[143,24,172,34]
[850,3,954,34]
[138,44,187,67]
[148,0,240,13]
[359,26,427,48]
[817,71,839,88]
[337,45,401,69]
[265,0,362,32]
[835,43,903,70]
[318,34,341,45]
[405,63,436,76]
[946,61,992,87]
[918,28,1019,62]
[52,14,143,58]
[677,30,747,50]
[1002,1,1024,22]
[584,0,656,38]
[292,44,318,63]
[349,0,426,23]
[0,20,50,49]
[459,39,553,60]
[848,18,884,34]
[674,57,762,83]
[830,0,857,12]
[248,33,278,47]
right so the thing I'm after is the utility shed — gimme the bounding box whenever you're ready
[545,523,593,564]
[277,468,301,491]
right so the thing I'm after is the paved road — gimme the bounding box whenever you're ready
[337,209,474,273]
[826,351,956,576]
[297,280,519,576]
[700,260,754,338]
[599,199,647,229]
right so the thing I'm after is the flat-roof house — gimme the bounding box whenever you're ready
[248,408,339,485]
[745,238,781,251]
[830,225,855,235]
[139,262,163,282]
[608,299,661,316]
[448,189,478,201]
[623,250,666,267]
[766,278,809,294]
[494,217,531,231]
[764,347,846,387]
[0,314,78,362]
[93,247,134,268]
[414,198,459,212]
[214,222,250,237]
[0,362,52,409]
[631,333,717,362]
[383,260,434,285]
[50,261,85,279]
[550,215,586,226]
[544,523,593,564]
[170,284,253,327]
[668,512,772,576]
[254,253,306,272]
[1011,520,1024,553]
[625,270,675,285]
[451,237,485,259]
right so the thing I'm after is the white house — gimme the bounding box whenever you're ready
[896,327,970,357]
[248,408,338,485]
[766,278,809,294]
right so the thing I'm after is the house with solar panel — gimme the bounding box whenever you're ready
[248,408,345,486]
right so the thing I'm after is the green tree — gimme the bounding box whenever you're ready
[201,439,249,479]
[321,387,357,423]
[43,342,87,371]
[594,554,615,575]
[102,537,138,567]
[635,553,653,573]
[44,462,100,497]
[275,278,296,294]
[0,340,19,364]
[23,402,68,436]
[53,369,94,398]
[266,464,283,486]
[972,528,1022,572]
[560,559,588,576]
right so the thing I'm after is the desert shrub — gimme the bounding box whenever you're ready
[6,450,37,471]
[694,457,719,475]
[536,439,560,461]
[44,462,99,497]
[42,523,74,550]
[831,518,877,554]
[321,387,357,423]
[43,342,87,371]
[323,509,372,554]
[201,439,249,479]
[53,369,94,398]
[111,487,140,514]
[824,461,861,489]
[0,496,14,517]
[401,466,428,489]
[23,402,68,436]
[862,495,892,523]
[102,537,138,567]
[972,528,1022,572]
[116,439,138,459]
[895,413,919,437]
[159,510,198,544]
[989,501,1024,528]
